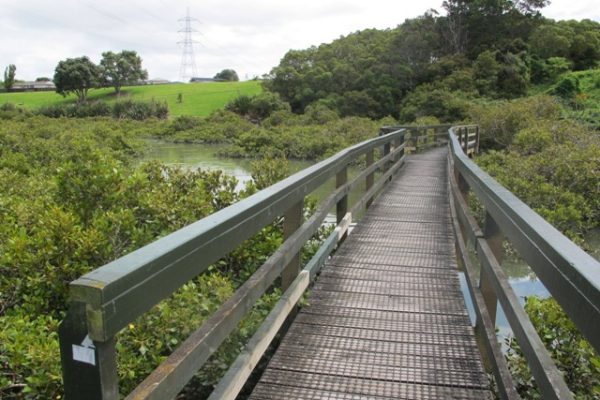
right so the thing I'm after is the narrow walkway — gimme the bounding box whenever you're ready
[249,147,491,399]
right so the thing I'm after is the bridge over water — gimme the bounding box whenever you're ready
[58,126,600,400]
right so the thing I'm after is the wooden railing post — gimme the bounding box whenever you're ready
[454,169,469,206]
[59,302,119,400]
[452,158,471,243]
[282,200,304,291]
[366,149,375,209]
[383,141,391,170]
[475,125,480,154]
[336,166,348,241]
[413,128,419,152]
[479,212,503,324]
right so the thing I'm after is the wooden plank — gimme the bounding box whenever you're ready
[253,369,491,400]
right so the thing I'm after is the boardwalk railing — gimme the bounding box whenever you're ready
[58,129,407,399]
[448,125,600,400]
[383,124,452,152]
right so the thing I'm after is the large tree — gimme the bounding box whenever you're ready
[442,0,549,56]
[3,64,16,91]
[99,50,148,95]
[214,69,239,81]
[53,57,99,103]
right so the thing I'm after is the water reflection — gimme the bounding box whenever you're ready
[141,141,254,187]
[140,140,367,220]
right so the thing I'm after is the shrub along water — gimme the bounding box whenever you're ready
[36,99,169,120]
[0,114,328,398]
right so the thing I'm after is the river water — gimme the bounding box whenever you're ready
[142,141,366,220]
[142,140,599,347]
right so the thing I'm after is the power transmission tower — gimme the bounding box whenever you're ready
[178,8,199,82]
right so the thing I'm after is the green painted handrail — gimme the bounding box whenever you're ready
[448,125,600,400]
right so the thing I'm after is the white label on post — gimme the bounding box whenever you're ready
[72,335,96,366]
[72,345,96,365]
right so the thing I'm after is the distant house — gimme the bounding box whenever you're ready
[145,78,171,85]
[190,77,222,83]
[11,81,55,92]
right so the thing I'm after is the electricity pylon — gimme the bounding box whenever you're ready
[178,8,199,81]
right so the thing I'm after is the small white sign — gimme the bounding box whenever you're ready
[72,335,96,366]
[72,345,96,366]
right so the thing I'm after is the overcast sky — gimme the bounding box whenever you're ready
[1,0,598,82]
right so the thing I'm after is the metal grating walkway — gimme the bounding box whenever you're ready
[249,147,491,399]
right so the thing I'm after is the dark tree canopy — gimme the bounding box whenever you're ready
[53,57,99,103]
[214,69,239,81]
[263,0,599,120]
[100,50,148,95]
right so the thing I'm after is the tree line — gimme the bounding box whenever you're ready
[53,50,148,103]
[263,0,600,120]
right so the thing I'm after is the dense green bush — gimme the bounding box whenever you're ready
[35,99,168,120]
[221,115,382,160]
[0,102,32,120]
[157,110,254,144]
[506,297,600,398]
[0,314,62,398]
[399,84,471,123]
[225,92,290,121]
[112,99,168,120]
[552,75,582,100]
[469,95,561,150]
[0,115,329,398]
[476,118,599,243]
[0,111,344,398]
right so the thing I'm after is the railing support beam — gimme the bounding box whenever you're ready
[282,200,304,291]
[336,166,348,242]
[478,212,503,328]
[365,149,375,208]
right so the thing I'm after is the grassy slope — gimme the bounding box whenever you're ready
[529,68,600,127]
[0,81,262,116]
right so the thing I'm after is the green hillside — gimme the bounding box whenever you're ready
[0,81,262,116]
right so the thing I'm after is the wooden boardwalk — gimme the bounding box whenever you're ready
[249,147,491,399]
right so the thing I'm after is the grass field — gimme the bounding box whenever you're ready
[0,81,262,116]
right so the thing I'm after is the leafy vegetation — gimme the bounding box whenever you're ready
[0,114,329,398]
[36,99,169,120]
[552,69,600,127]
[225,91,290,120]
[53,56,100,103]
[99,50,148,95]
[156,107,393,160]
[470,95,600,397]
[3,64,16,91]
[506,297,600,398]
[264,4,599,121]
[214,69,239,82]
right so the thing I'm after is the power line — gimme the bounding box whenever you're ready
[178,8,199,81]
